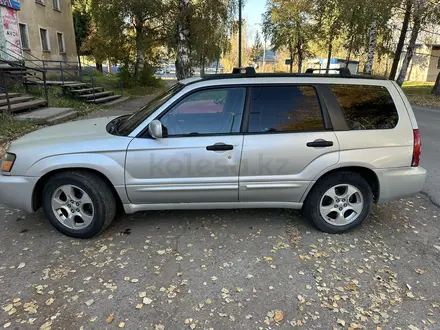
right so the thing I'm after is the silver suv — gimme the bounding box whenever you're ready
[0,68,427,238]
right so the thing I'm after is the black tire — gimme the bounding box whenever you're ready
[303,171,373,234]
[42,171,116,239]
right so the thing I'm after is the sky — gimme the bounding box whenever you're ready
[243,0,266,45]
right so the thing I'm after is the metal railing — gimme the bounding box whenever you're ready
[1,42,123,106]
[0,59,48,114]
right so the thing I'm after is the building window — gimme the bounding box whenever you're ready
[19,23,30,50]
[57,32,65,53]
[36,0,45,5]
[40,28,50,52]
[437,58,440,69]
[53,0,60,10]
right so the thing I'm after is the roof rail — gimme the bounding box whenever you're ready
[232,67,257,76]
[305,67,351,77]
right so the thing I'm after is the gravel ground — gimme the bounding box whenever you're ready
[1,194,439,330]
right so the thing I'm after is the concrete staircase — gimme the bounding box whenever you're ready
[0,93,76,124]
[0,92,47,113]
[62,82,124,104]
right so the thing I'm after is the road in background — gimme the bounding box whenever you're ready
[413,106,440,206]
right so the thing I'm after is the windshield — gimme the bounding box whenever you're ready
[117,83,184,136]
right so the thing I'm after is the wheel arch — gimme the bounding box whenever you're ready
[303,166,380,204]
[32,168,124,212]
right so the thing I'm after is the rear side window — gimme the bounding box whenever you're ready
[248,86,325,133]
[329,85,398,130]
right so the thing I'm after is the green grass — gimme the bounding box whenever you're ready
[402,81,440,108]
[0,116,39,143]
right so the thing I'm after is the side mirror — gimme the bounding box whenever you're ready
[148,120,163,139]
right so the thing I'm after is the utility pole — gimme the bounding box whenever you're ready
[238,0,242,68]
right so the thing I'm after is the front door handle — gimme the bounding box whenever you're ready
[206,144,234,151]
[306,140,334,148]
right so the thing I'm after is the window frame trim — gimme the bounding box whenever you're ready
[53,0,61,11]
[39,26,50,52]
[56,31,65,53]
[19,22,30,50]
[144,85,249,139]
[241,84,332,135]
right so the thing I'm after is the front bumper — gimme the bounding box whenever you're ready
[374,166,427,204]
[0,175,38,213]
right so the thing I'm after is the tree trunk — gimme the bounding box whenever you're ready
[432,71,440,96]
[288,43,294,73]
[134,21,144,78]
[346,34,355,68]
[365,21,377,75]
[326,27,334,73]
[396,14,421,86]
[96,62,103,73]
[389,0,412,80]
[176,0,192,80]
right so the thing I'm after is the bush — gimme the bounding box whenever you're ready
[118,63,160,88]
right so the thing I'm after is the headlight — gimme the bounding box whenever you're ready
[1,153,16,173]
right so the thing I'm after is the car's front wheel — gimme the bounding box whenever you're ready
[303,172,373,233]
[42,171,116,238]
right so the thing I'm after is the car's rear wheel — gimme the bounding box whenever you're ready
[303,172,373,233]
[42,171,116,238]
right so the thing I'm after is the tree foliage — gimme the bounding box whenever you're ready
[250,31,263,63]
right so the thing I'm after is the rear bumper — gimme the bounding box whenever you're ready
[374,166,427,204]
[0,175,38,213]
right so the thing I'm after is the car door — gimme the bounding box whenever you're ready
[125,87,247,204]
[239,85,340,203]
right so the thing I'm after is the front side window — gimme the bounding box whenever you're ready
[248,86,325,133]
[160,88,246,136]
[53,0,60,10]
[329,84,398,130]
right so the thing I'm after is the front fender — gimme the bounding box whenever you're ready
[26,152,126,186]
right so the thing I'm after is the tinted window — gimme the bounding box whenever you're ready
[161,88,246,136]
[329,85,398,130]
[248,86,324,133]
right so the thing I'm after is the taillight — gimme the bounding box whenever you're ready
[412,129,421,167]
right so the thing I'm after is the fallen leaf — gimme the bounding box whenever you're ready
[337,319,346,326]
[106,314,114,323]
[205,298,212,305]
[415,269,425,275]
[17,262,25,269]
[139,292,146,298]
[3,322,11,328]
[211,276,218,281]
[45,298,55,306]
[84,299,95,306]
[434,245,440,251]
[406,292,415,298]
[143,297,153,305]
[119,322,125,328]
[157,250,166,255]
[408,325,420,330]
[274,310,284,322]
[135,304,143,309]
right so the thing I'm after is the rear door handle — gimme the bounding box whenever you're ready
[306,140,334,148]
[206,144,234,151]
